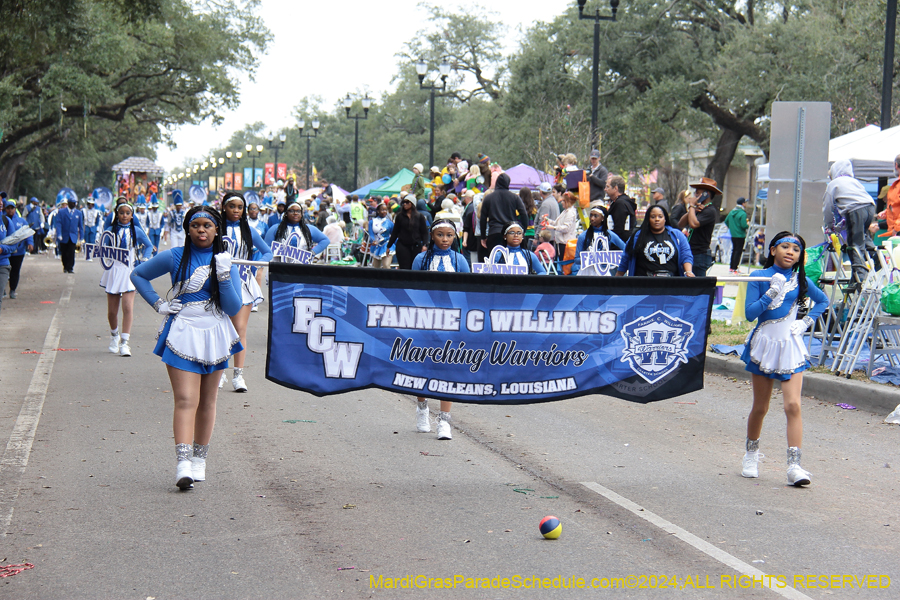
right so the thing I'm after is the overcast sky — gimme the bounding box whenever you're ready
[155,0,573,172]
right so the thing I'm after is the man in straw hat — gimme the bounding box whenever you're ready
[678,176,721,277]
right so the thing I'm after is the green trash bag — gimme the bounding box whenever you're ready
[804,243,827,284]
[881,282,900,316]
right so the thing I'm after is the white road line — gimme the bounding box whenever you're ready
[0,283,73,535]
[580,481,814,600]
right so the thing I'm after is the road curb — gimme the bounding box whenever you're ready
[704,352,900,416]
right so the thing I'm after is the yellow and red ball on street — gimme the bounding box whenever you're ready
[539,516,561,539]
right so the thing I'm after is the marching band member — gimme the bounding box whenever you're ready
[166,193,187,248]
[411,218,470,440]
[218,192,272,392]
[740,231,829,486]
[495,221,546,274]
[573,206,625,276]
[367,202,394,268]
[82,198,103,259]
[101,203,153,357]
[147,200,167,256]
[264,200,330,258]
[131,206,243,490]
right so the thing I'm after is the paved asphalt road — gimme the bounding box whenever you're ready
[0,255,897,599]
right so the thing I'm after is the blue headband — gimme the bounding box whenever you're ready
[776,236,802,247]
[190,211,214,223]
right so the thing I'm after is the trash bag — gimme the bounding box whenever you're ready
[804,243,827,284]
[885,403,900,425]
[880,282,900,316]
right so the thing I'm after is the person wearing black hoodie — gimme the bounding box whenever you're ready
[605,174,637,242]
[479,173,528,251]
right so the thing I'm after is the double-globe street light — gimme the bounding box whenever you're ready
[298,118,321,189]
[415,59,451,169]
[577,0,620,152]
[268,132,287,182]
[245,144,264,189]
[226,151,243,189]
[343,93,371,191]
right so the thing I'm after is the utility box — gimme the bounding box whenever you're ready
[767,102,831,244]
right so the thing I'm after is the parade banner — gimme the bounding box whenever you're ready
[264,163,275,186]
[84,231,132,268]
[233,172,243,190]
[224,172,233,190]
[276,163,287,181]
[243,168,253,189]
[254,168,264,188]
[266,265,715,405]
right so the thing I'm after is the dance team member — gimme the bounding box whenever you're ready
[573,205,625,276]
[264,200,330,259]
[368,202,394,268]
[495,222,546,274]
[131,206,243,490]
[411,219,470,440]
[617,205,693,277]
[102,202,153,357]
[219,192,273,392]
[740,231,828,486]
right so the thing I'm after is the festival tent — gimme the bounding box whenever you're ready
[350,176,390,198]
[366,168,414,198]
[504,163,554,191]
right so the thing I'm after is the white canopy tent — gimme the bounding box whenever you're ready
[758,123,900,182]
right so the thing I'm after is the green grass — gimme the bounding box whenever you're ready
[708,320,754,346]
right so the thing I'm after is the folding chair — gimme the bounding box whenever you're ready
[537,250,557,275]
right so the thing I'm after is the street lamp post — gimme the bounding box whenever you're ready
[343,93,372,191]
[577,0,619,152]
[415,59,452,168]
[268,132,287,182]
[226,151,243,189]
[245,144,264,189]
[298,119,321,189]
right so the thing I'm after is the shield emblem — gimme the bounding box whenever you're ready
[620,310,694,384]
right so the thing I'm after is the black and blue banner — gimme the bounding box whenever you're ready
[265,265,716,404]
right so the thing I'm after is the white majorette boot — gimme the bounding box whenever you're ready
[191,442,208,482]
[416,400,431,433]
[232,367,247,392]
[175,443,194,490]
[109,333,120,354]
[219,371,227,389]
[436,412,452,440]
[741,438,761,478]
[786,446,811,487]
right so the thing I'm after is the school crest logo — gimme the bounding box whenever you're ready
[620,310,694,384]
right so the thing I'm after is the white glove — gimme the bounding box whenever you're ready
[155,298,183,315]
[790,316,814,336]
[214,252,232,279]
[765,273,786,299]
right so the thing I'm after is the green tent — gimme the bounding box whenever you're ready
[366,168,414,198]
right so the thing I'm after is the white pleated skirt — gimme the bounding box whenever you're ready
[100,262,136,294]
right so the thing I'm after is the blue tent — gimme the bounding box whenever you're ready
[351,176,390,199]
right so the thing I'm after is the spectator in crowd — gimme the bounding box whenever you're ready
[618,205,694,277]
[678,177,721,277]
[652,187,669,213]
[479,173,528,252]
[606,174,637,242]
[586,149,609,204]
[387,195,428,270]
[823,159,876,284]
[544,191,579,258]
[725,197,750,274]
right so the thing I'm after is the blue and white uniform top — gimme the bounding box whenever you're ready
[496,246,547,274]
[248,216,268,238]
[741,264,829,381]
[131,245,244,374]
[264,222,331,257]
[411,247,471,272]
[99,223,153,294]
[223,219,273,307]
[573,227,625,276]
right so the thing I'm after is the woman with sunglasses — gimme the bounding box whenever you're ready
[387,194,428,270]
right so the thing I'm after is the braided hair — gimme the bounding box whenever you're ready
[274,201,313,249]
[112,203,138,252]
[221,191,255,260]
[764,230,808,308]
[584,205,613,252]
[170,206,227,316]
[421,218,462,272]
